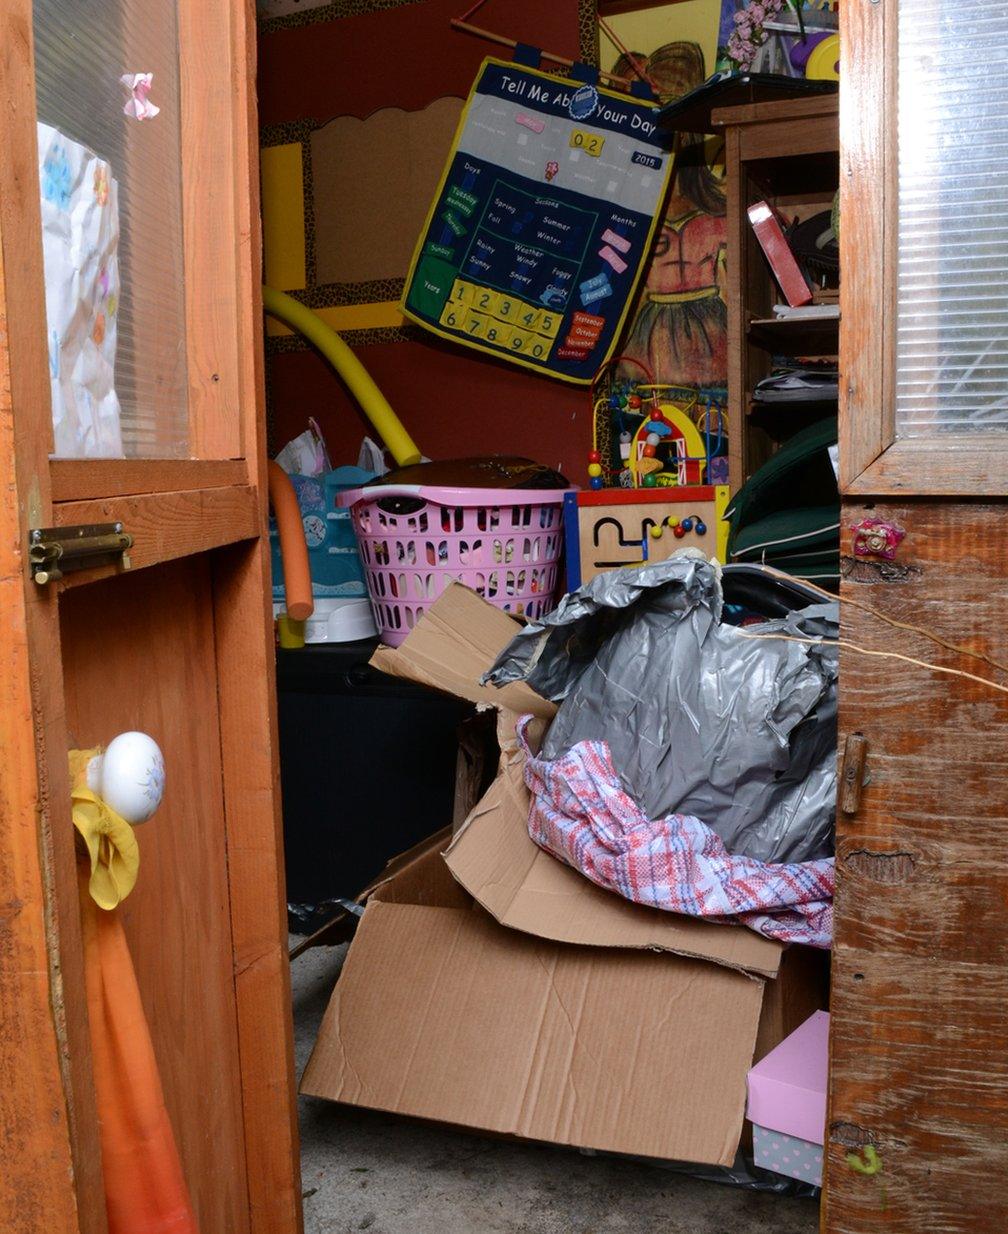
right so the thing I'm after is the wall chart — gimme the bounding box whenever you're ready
[401,58,674,384]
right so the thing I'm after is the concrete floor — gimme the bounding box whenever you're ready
[292,942,820,1234]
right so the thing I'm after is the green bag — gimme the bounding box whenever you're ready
[726,416,838,540]
[729,505,840,561]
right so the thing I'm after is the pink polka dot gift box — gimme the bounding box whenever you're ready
[747,1009,828,1186]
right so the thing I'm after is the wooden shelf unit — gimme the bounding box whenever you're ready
[747,313,840,357]
[715,96,840,492]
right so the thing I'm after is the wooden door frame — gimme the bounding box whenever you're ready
[0,2,302,1231]
[839,0,1008,497]
[830,3,1008,1230]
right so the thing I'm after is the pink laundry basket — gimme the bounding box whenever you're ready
[339,484,568,646]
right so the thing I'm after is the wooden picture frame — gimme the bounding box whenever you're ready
[839,0,1008,497]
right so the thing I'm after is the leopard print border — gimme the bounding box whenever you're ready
[258,0,424,36]
[261,0,600,65]
[579,0,600,66]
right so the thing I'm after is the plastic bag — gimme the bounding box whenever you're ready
[487,555,838,864]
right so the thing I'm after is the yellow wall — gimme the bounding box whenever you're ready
[260,142,307,292]
[599,0,722,77]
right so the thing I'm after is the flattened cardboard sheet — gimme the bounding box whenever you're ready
[446,756,783,977]
[369,582,554,721]
[301,887,765,1165]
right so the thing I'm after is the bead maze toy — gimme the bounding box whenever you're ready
[569,357,730,586]
[585,356,728,490]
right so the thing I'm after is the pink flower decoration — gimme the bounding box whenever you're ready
[120,73,160,122]
[851,518,906,560]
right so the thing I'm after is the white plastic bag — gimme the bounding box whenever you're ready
[37,122,123,458]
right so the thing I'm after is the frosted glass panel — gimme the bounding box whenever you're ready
[33,0,189,458]
[896,5,1008,434]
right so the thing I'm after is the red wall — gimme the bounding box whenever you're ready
[258,0,585,127]
[267,338,589,479]
[258,0,590,483]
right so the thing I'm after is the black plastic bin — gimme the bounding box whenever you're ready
[275,639,473,931]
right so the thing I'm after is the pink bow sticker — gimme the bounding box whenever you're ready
[120,73,160,121]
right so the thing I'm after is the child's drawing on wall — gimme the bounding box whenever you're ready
[613,42,727,401]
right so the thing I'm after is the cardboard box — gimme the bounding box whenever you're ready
[747,1010,829,1185]
[302,584,828,1166]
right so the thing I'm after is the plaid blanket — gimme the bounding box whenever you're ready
[518,716,834,948]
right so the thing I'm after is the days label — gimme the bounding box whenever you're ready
[441,210,466,236]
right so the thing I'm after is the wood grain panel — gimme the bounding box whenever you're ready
[52,486,259,587]
[724,126,745,494]
[827,499,1008,1233]
[178,0,242,458]
[213,543,303,1234]
[218,0,305,1225]
[51,460,247,502]
[0,4,107,1228]
[838,0,890,489]
[737,111,838,162]
[711,96,839,129]
[60,558,251,1234]
[0,123,92,1234]
[827,946,1008,1233]
[845,436,1008,497]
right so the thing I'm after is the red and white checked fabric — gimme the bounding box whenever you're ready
[517,715,834,948]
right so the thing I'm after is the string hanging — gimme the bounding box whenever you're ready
[451,0,642,91]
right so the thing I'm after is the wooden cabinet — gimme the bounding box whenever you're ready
[826,1,1008,1231]
[716,95,839,493]
[0,2,301,1232]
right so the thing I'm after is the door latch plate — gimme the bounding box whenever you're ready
[29,522,133,585]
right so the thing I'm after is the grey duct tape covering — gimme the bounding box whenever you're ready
[485,554,838,865]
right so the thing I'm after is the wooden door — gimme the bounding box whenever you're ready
[0,3,302,1232]
[825,2,1008,1231]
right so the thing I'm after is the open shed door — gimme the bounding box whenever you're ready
[827,2,1008,1231]
[0,2,301,1232]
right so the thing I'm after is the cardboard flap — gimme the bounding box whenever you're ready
[301,899,766,1166]
[370,584,555,721]
[369,837,472,910]
[445,748,784,979]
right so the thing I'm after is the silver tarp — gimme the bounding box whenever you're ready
[486,555,838,864]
